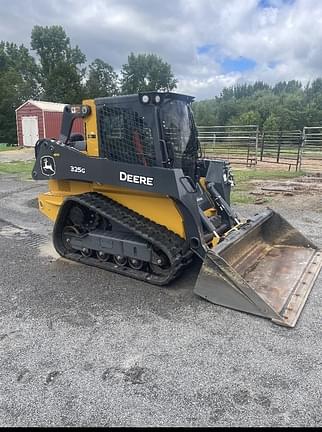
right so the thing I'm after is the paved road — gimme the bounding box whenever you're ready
[0,174,321,427]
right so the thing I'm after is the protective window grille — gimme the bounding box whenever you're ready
[98,105,157,167]
[163,126,181,154]
[163,125,199,179]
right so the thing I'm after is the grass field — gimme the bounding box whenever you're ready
[0,144,17,152]
[231,168,305,204]
[0,161,34,179]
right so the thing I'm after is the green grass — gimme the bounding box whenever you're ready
[231,168,305,204]
[233,168,304,183]
[0,161,34,179]
[0,144,17,152]
[231,190,258,205]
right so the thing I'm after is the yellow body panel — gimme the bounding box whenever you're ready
[83,99,99,157]
[39,180,186,239]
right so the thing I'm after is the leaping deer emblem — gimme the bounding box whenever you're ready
[43,158,55,173]
[41,156,56,176]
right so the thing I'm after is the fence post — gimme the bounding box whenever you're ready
[277,130,282,163]
[255,126,259,166]
[298,127,306,171]
[260,131,265,161]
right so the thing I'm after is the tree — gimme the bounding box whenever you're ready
[273,80,302,95]
[263,113,279,131]
[0,41,40,143]
[2,42,40,100]
[193,99,219,125]
[120,53,177,94]
[221,82,270,100]
[31,25,86,103]
[192,79,322,131]
[231,110,261,126]
[85,59,119,98]
[217,99,241,125]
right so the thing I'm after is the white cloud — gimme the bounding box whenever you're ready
[1,0,322,99]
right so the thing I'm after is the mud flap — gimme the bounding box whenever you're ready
[194,209,322,327]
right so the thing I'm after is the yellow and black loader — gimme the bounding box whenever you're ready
[32,92,322,327]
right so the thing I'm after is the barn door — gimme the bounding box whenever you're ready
[22,116,39,147]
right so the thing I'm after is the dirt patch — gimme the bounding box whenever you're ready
[245,174,322,210]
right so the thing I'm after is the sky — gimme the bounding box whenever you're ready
[0,0,322,100]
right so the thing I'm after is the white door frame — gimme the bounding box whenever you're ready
[21,116,39,147]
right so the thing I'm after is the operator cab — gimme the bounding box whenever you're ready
[95,92,200,181]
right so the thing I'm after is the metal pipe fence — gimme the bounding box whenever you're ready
[259,130,302,170]
[300,127,322,172]
[197,125,322,172]
[198,125,259,167]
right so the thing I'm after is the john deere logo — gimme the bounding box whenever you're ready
[119,171,154,186]
[40,156,56,176]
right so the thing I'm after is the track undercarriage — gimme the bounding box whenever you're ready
[53,192,194,285]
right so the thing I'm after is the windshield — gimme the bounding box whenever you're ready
[160,99,199,178]
[160,100,192,156]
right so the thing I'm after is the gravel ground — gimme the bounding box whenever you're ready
[0,174,321,427]
[0,148,34,163]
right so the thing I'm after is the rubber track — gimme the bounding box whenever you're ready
[55,192,193,285]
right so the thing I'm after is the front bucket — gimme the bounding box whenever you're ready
[194,209,322,327]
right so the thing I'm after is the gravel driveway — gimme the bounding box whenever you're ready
[0,148,34,163]
[0,174,321,427]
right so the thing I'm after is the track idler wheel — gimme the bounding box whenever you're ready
[149,250,171,275]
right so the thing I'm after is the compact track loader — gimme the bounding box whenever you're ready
[32,92,322,327]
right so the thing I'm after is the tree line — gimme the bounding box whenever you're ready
[0,25,177,143]
[2,24,322,144]
[193,80,322,131]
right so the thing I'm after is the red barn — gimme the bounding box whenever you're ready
[15,100,84,147]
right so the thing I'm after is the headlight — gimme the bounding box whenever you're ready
[81,105,91,115]
[142,95,150,103]
[155,95,161,103]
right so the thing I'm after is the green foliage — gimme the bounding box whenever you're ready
[0,144,16,151]
[233,168,304,183]
[193,80,322,130]
[263,113,279,130]
[0,41,39,143]
[229,110,261,126]
[272,80,302,95]
[221,81,270,100]
[121,53,177,94]
[85,59,119,98]
[31,25,86,103]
